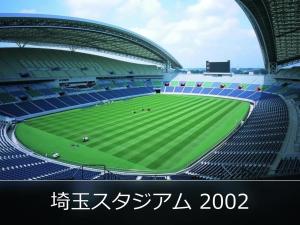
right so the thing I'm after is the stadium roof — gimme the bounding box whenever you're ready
[0,13,182,69]
[236,0,300,72]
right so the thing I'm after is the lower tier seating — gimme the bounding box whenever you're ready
[0,87,153,118]
[275,157,300,176]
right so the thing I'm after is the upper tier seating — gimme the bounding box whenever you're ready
[0,48,163,81]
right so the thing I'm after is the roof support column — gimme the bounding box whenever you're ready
[165,60,171,73]
[16,42,27,48]
[268,62,278,74]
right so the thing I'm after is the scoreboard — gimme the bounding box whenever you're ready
[206,60,230,73]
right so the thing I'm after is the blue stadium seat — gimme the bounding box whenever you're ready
[200,88,213,94]
[218,89,233,96]
[210,88,223,95]
[58,96,80,106]
[174,86,184,93]
[165,87,174,93]
[89,92,107,101]
[45,97,68,108]
[16,101,43,114]
[69,95,89,104]
[192,87,202,94]
[32,99,57,110]
[78,93,98,102]
[183,87,193,93]
[0,104,28,117]
[238,91,255,98]
[228,89,244,97]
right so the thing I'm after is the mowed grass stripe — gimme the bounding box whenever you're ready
[15,123,150,171]
[57,95,199,139]
[114,99,232,161]
[53,95,198,139]
[159,102,249,170]
[29,95,188,134]
[110,99,226,157]
[30,96,166,134]
[26,95,167,129]
[84,97,212,148]
[87,97,217,150]
[145,101,243,169]
[86,97,213,149]
[26,95,166,127]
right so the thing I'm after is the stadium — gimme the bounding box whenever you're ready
[0,0,299,180]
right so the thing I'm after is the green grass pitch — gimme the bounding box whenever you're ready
[15,94,250,173]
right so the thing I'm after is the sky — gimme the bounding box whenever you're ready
[0,0,264,68]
